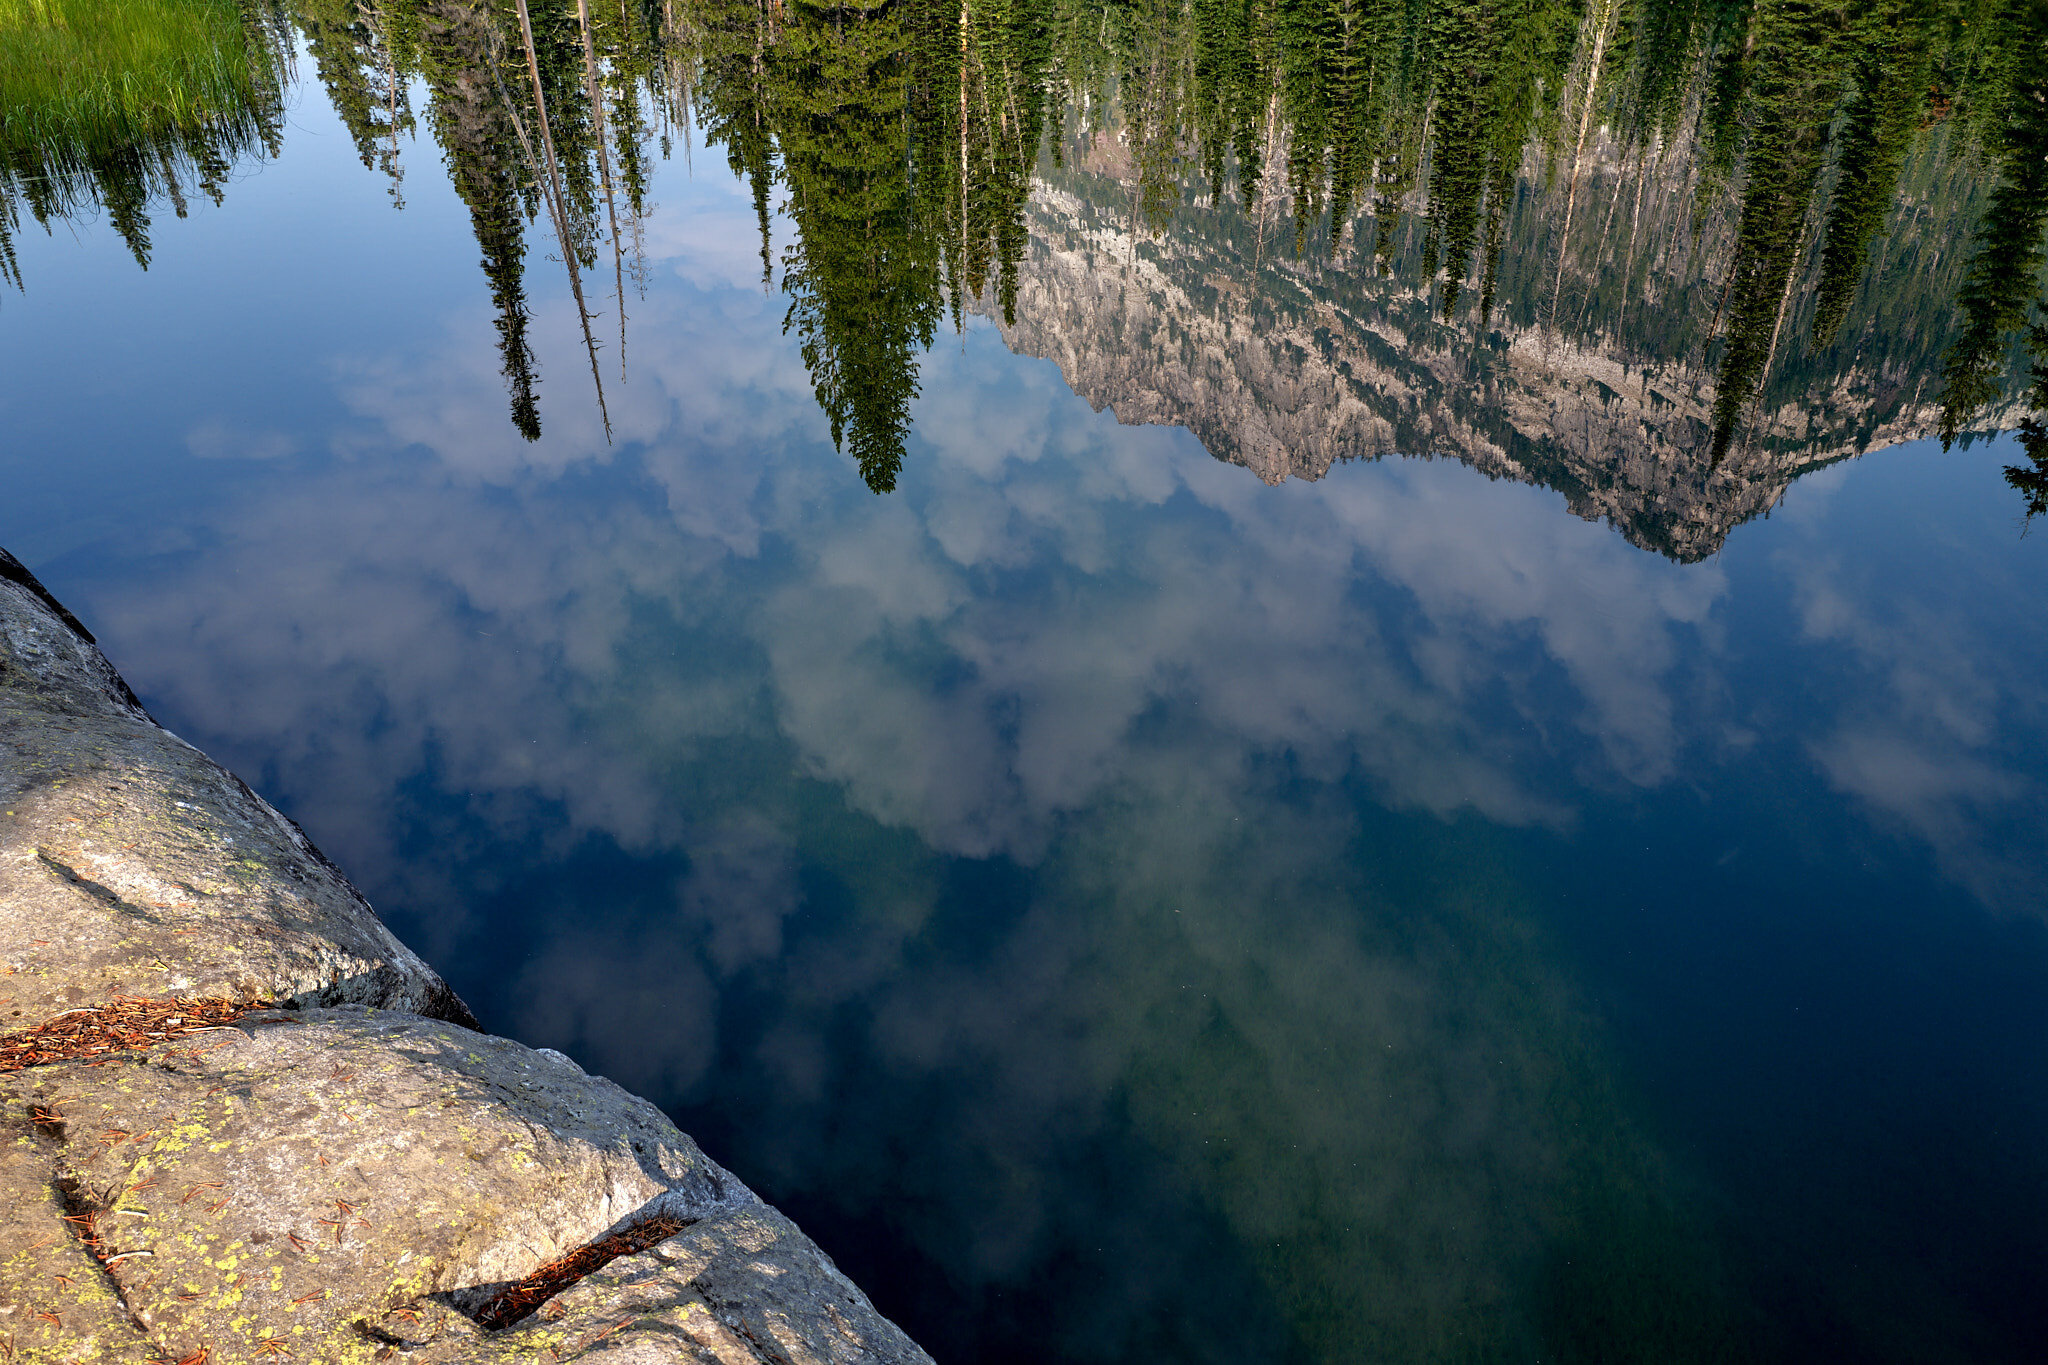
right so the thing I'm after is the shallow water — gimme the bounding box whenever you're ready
[5,4,2048,1361]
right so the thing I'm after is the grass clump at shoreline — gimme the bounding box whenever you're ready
[1,0,262,159]
[0,0,287,274]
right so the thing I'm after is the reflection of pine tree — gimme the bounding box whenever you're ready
[693,0,782,284]
[1177,0,1579,293]
[292,0,692,438]
[1193,0,1267,204]
[1707,0,1850,462]
[2004,321,2048,518]
[416,0,545,438]
[1420,1,1491,288]
[693,0,1051,488]
[1806,3,1934,346]
[776,0,940,492]
[1117,0,1195,236]
[908,0,1055,320]
[297,0,416,200]
[1618,0,1702,148]
[1425,0,1580,315]
[1938,0,2048,447]
[1694,0,1754,206]
[970,0,1056,322]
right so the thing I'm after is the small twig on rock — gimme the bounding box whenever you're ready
[470,1215,694,1329]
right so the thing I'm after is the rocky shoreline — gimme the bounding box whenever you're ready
[0,546,931,1364]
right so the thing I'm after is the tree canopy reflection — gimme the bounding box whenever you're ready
[5,0,2048,516]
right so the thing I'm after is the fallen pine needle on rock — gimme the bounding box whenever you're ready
[0,997,256,1074]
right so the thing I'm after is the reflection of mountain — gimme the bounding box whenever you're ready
[265,0,2048,520]
[13,0,2048,531]
[978,175,2013,560]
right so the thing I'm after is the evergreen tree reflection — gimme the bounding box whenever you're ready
[693,0,1054,490]
[774,0,936,492]
[1938,0,2048,449]
[10,0,2048,514]
[2004,321,2048,520]
[421,0,544,439]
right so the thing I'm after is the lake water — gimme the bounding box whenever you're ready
[5,2,2048,1361]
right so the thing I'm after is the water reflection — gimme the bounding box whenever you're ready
[63,255,2046,1353]
[92,404,1746,1361]
[2005,325,2048,516]
[321,0,2046,524]
[7,1,2048,1360]
[14,0,2046,533]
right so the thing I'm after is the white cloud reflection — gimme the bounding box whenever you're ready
[169,259,1729,872]
[1784,512,2047,908]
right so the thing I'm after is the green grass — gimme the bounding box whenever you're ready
[0,0,285,271]
[0,0,268,168]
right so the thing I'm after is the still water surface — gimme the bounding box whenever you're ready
[5,2,2048,1361]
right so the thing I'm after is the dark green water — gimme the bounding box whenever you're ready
[4,1,2048,1361]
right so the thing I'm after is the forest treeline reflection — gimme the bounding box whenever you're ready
[6,0,2048,516]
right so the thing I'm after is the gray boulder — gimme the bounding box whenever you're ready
[1,546,473,1027]
[2,1010,929,1364]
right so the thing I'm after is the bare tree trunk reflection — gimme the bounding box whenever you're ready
[578,0,630,379]
[511,0,612,440]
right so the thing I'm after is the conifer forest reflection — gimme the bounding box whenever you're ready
[7,0,2048,539]
[6,1,2048,1363]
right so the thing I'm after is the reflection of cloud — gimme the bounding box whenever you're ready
[1813,730,2025,841]
[77,293,1741,1356]
[1784,520,2046,909]
[680,815,803,976]
[93,220,2048,1360]
[287,291,1731,870]
[186,418,297,461]
[93,473,710,954]
[747,338,1723,859]
[515,919,722,1100]
[329,228,819,490]
[205,229,1727,868]
[492,754,1681,1360]
[633,168,786,293]
[1314,464,1724,785]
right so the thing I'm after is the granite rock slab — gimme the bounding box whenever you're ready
[0,547,473,1027]
[1,1009,929,1364]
